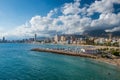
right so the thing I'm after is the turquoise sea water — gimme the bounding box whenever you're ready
[0,43,120,80]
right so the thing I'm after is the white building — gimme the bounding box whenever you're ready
[54,34,59,43]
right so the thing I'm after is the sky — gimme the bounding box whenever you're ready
[0,0,120,39]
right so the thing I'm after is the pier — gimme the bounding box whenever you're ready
[31,48,98,59]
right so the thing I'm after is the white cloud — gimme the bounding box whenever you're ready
[91,13,120,29]
[87,0,120,16]
[47,8,58,18]
[105,26,120,32]
[87,0,113,15]
[1,0,120,39]
[62,0,80,15]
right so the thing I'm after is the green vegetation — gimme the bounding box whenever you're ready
[98,48,120,57]
[112,52,120,56]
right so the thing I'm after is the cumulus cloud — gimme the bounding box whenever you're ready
[1,0,120,39]
[87,0,120,15]
[62,0,80,15]
[91,13,120,29]
[105,26,120,32]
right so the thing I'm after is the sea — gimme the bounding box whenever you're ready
[0,43,120,80]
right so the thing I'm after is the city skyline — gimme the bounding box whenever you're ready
[0,0,120,39]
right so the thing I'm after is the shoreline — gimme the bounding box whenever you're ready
[62,44,120,67]
[31,47,120,68]
[95,58,120,68]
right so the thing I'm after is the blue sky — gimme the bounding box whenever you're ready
[0,0,98,30]
[0,0,120,39]
[0,0,73,30]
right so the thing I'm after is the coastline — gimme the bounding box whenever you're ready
[95,58,120,68]
[62,44,120,67]
[31,47,120,68]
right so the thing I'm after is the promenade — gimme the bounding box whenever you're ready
[31,48,97,59]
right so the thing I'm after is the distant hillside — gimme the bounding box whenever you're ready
[83,29,120,37]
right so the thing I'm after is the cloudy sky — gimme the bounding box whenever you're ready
[0,0,120,39]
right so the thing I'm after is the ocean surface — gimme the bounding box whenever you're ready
[0,43,120,80]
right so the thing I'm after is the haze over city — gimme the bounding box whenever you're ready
[0,0,120,40]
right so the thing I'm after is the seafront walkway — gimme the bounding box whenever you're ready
[31,47,97,59]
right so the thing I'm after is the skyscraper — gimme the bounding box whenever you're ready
[2,37,5,42]
[54,34,59,43]
[34,34,37,41]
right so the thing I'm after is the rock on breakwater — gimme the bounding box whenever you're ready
[31,48,97,59]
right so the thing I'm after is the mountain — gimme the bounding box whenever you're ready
[83,29,120,37]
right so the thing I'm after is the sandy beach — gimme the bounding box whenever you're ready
[96,58,120,67]
[75,44,120,67]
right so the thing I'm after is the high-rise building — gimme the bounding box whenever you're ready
[54,34,59,43]
[2,37,5,42]
[34,34,37,41]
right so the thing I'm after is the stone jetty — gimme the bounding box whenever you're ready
[31,48,97,59]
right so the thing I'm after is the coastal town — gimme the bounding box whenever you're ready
[0,0,120,79]
[1,33,120,53]
[1,33,120,47]
[31,34,120,67]
[1,33,120,67]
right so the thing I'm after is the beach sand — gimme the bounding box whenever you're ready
[96,58,120,67]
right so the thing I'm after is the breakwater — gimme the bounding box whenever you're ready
[31,48,97,59]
